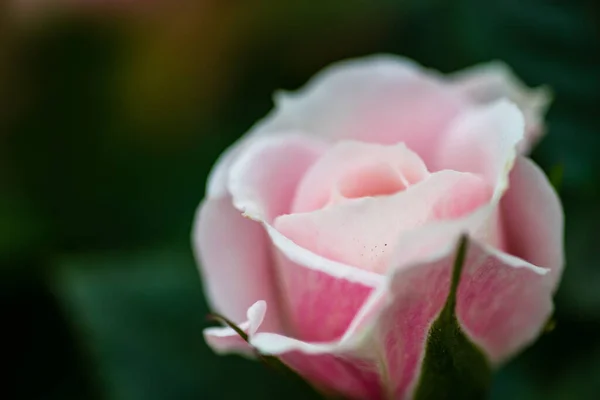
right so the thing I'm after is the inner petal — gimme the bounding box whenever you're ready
[338,163,406,199]
[291,140,429,214]
[277,170,492,274]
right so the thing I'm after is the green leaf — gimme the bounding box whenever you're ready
[414,236,492,400]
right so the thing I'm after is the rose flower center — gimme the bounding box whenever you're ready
[275,140,491,274]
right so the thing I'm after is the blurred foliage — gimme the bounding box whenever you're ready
[53,247,320,400]
[1,0,600,399]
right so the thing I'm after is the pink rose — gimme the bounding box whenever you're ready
[193,55,563,399]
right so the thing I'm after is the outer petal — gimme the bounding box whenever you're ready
[449,62,551,154]
[228,133,327,222]
[269,239,379,343]
[245,55,467,166]
[253,332,384,399]
[206,57,546,198]
[205,140,248,198]
[434,99,525,199]
[500,156,564,290]
[192,197,281,332]
[204,300,267,357]
[455,242,553,365]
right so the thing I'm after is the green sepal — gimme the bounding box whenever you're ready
[414,236,492,400]
[208,313,325,397]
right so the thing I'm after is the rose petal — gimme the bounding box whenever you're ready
[434,99,525,198]
[501,156,564,290]
[192,198,281,331]
[455,242,553,365]
[277,170,491,274]
[204,300,267,356]
[449,61,551,154]
[291,140,429,214]
[253,332,384,399]
[271,246,377,342]
[205,139,248,198]
[227,134,326,222]
[248,55,467,166]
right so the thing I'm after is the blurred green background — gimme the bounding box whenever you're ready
[2,0,600,399]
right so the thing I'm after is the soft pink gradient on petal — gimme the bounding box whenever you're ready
[228,134,327,222]
[378,253,455,398]
[456,242,553,364]
[272,249,376,342]
[250,237,551,399]
[281,351,383,399]
[266,219,383,343]
[277,170,491,273]
[379,240,551,398]
[252,333,383,399]
[501,156,565,290]
[192,198,281,332]
[225,135,383,341]
[291,140,429,213]
[250,55,467,165]
[204,300,267,356]
[449,62,551,154]
[434,99,525,197]
[206,57,546,197]
[338,163,405,199]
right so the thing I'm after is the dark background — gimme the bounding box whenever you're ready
[2,1,600,399]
